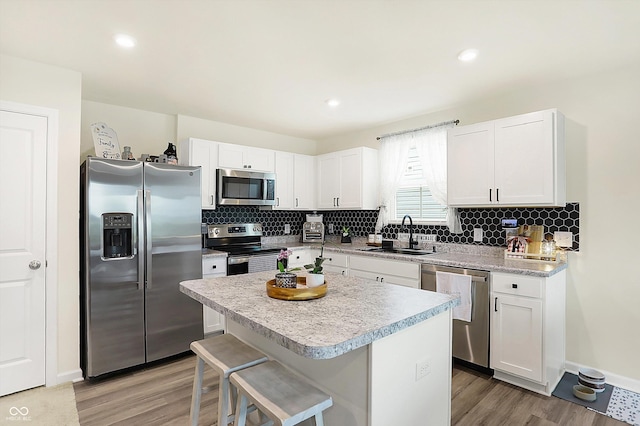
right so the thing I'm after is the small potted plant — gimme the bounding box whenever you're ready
[275,249,299,288]
[304,256,326,287]
[341,226,352,244]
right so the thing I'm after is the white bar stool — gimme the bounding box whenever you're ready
[190,334,269,426]
[230,360,333,426]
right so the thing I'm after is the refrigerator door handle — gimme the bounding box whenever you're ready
[144,189,153,289]
[136,189,145,291]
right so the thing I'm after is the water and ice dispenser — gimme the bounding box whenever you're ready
[102,213,133,259]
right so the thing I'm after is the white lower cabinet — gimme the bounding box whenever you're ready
[322,252,349,276]
[490,270,566,396]
[287,247,314,269]
[202,256,227,335]
[349,255,420,289]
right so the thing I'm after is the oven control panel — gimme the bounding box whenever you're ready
[207,223,263,238]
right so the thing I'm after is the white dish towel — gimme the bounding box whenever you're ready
[436,271,472,322]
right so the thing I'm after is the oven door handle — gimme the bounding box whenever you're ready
[228,256,251,265]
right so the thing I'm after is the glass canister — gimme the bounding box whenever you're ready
[122,146,134,160]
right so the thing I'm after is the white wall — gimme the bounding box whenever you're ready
[79,104,317,161]
[176,114,317,154]
[0,54,82,379]
[319,62,640,381]
[81,101,177,162]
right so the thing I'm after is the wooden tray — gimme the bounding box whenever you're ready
[266,277,327,301]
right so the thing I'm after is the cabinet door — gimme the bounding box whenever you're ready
[274,151,294,210]
[317,154,340,208]
[287,248,312,269]
[337,149,362,208]
[447,122,495,206]
[218,143,245,169]
[293,154,316,210]
[491,293,543,382]
[245,146,275,172]
[218,143,274,172]
[494,110,555,205]
[179,138,218,209]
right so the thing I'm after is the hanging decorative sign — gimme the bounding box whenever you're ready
[91,122,121,159]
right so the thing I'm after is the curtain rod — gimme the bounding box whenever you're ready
[376,119,459,140]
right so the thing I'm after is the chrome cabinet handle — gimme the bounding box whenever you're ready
[29,260,41,270]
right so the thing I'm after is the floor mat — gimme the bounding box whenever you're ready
[552,372,613,413]
[552,372,640,426]
[606,387,640,426]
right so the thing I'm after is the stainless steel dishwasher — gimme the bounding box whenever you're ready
[421,264,491,371]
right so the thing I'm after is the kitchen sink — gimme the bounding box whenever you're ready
[357,247,434,256]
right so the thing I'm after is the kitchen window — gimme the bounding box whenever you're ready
[376,120,462,233]
[394,147,447,223]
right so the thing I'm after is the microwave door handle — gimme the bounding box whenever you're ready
[263,179,268,201]
[136,190,144,291]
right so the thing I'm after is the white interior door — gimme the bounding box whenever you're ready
[0,110,48,396]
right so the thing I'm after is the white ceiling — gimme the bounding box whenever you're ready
[1,0,640,139]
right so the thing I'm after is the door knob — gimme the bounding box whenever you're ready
[29,260,42,270]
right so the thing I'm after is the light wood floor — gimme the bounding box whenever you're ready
[74,354,625,426]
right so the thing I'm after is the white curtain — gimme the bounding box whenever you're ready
[375,134,411,232]
[414,125,462,233]
[377,122,462,234]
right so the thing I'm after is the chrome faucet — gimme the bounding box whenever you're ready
[401,215,418,249]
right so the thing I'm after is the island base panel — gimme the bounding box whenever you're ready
[370,310,452,426]
[227,310,452,426]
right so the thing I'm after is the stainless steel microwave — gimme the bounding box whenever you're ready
[216,169,276,206]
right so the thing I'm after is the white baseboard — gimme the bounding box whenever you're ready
[566,361,640,393]
[56,368,83,385]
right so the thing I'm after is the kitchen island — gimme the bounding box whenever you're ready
[180,270,459,426]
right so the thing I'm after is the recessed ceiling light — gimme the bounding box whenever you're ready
[325,98,341,107]
[114,34,136,49]
[457,48,479,62]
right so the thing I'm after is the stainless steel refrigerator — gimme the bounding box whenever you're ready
[80,157,203,378]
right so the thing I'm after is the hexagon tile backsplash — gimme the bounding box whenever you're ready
[202,202,579,251]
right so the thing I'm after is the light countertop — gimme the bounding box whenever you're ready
[281,240,567,277]
[180,270,459,359]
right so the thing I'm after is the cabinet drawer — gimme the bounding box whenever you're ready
[323,253,348,268]
[202,256,227,276]
[350,255,419,280]
[492,272,543,298]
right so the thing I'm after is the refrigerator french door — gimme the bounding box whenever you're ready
[80,157,203,378]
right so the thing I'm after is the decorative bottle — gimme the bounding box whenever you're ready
[163,142,177,164]
[122,146,134,160]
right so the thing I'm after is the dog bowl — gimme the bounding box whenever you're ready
[573,384,597,402]
[578,368,605,382]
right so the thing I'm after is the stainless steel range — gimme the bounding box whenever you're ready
[204,223,285,275]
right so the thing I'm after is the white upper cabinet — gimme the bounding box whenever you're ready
[448,109,565,207]
[293,154,316,210]
[274,151,294,210]
[317,147,378,210]
[218,143,275,172]
[274,152,316,210]
[178,138,218,209]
